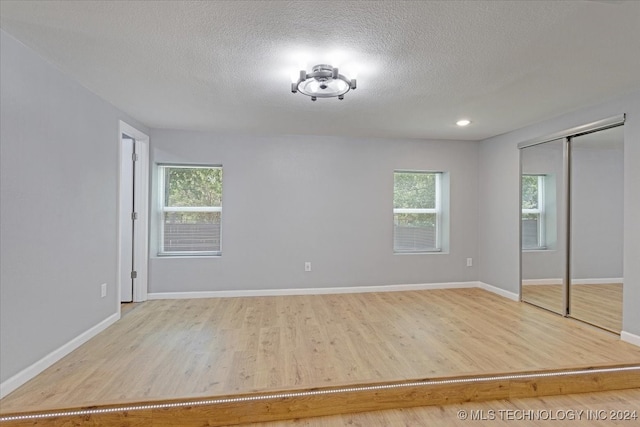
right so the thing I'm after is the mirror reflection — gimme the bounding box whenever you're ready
[569,126,624,332]
[520,139,566,314]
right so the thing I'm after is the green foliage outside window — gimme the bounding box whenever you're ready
[394,172,437,228]
[164,167,222,208]
[521,175,539,209]
[394,172,436,209]
[162,166,222,229]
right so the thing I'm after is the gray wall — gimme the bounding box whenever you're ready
[520,136,624,282]
[571,142,624,280]
[149,131,479,292]
[0,30,148,382]
[478,90,640,336]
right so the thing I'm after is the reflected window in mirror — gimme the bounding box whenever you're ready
[522,174,546,250]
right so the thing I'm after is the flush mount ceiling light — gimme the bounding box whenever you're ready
[291,64,356,101]
[456,119,471,127]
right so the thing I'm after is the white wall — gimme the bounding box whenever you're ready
[149,131,479,293]
[0,30,148,385]
[478,90,640,336]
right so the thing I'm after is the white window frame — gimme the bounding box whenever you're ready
[522,174,546,250]
[393,171,442,253]
[158,164,222,256]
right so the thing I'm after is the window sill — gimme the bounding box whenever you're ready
[155,253,222,259]
[394,250,445,255]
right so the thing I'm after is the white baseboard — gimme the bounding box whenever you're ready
[522,278,563,285]
[149,281,520,302]
[522,278,623,286]
[621,331,640,347]
[571,278,623,285]
[148,281,478,300]
[478,282,520,301]
[0,312,120,399]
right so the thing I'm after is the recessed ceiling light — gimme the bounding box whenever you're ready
[456,119,471,127]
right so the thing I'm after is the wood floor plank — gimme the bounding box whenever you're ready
[1,288,639,415]
[2,365,638,426]
[243,389,640,427]
[523,283,622,332]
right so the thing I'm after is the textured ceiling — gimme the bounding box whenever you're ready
[1,1,639,141]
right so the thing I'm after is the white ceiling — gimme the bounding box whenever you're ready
[1,0,639,141]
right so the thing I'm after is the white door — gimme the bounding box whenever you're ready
[119,121,149,303]
[120,135,135,302]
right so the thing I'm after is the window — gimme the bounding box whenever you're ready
[158,165,222,256]
[521,174,545,250]
[393,171,442,252]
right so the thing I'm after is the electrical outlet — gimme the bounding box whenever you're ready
[466,258,473,267]
[304,262,312,272]
[101,283,107,298]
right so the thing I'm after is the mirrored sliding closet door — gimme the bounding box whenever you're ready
[520,138,567,315]
[569,125,624,333]
[519,115,625,333]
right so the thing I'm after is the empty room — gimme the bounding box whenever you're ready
[1,1,640,426]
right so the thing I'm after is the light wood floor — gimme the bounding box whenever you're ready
[120,301,143,317]
[1,288,639,414]
[522,283,622,332]
[243,388,640,427]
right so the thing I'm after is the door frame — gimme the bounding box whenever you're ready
[118,121,149,306]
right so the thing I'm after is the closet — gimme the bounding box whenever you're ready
[519,116,624,333]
